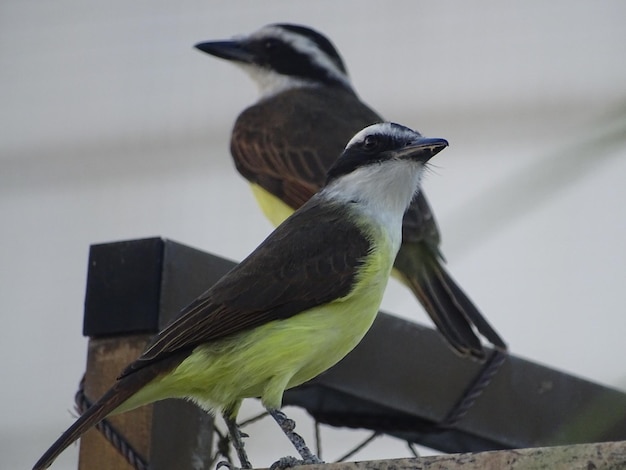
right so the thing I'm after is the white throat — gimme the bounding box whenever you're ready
[237,63,316,101]
[321,160,425,251]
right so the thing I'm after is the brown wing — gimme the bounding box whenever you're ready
[121,199,371,376]
[231,87,381,208]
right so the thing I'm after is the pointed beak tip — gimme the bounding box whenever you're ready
[430,139,449,159]
[426,137,449,149]
[423,137,449,157]
[413,137,449,155]
[395,136,449,162]
[194,42,212,53]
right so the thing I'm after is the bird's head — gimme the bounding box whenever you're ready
[195,24,352,98]
[323,123,448,216]
[327,122,448,183]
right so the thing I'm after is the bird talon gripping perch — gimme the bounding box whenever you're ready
[269,409,322,464]
[270,455,322,470]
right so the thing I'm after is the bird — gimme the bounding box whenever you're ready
[33,122,448,470]
[194,23,507,359]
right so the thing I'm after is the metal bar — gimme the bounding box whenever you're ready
[284,312,626,451]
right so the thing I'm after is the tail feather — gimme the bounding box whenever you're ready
[407,262,481,357]
[418,266,485,358]
[33,355,180,470]
[437,266,508,351]
[33,384,136,469]
[394,242,507,359]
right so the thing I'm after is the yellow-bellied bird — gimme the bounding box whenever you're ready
[34,123,448,469]
[195,24,506,359]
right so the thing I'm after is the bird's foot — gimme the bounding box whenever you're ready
[216,457,252,470]
[216,460,237,470]
[269,455,323,470]
[216,457,254,470]
[221,410,253,469]
[268,409,321,465]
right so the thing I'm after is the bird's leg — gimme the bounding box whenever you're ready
[268,409,322,468]
[221,411,252,469]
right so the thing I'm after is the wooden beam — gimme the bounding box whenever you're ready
[291,440,626,470]
[78,335,152,470]
[79,238,216,469]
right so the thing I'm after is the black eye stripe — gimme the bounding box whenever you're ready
[249,24,351,89]
[326,134,396,182]
[274,24,348,74]
[325,123,424,184]
[362,136,379,149]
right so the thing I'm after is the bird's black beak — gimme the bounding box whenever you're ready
[194,40,256,64]
[393,137,449,163]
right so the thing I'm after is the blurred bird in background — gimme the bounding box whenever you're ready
[195,23,507,359]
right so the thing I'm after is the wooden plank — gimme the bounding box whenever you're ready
[292,440,626,470]
[78,238,215,470]
[78,335,152,470]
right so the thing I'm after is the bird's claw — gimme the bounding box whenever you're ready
[269,455,323,470]
[216,460,235,470]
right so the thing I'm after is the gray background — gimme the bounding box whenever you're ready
[2,1,626,469]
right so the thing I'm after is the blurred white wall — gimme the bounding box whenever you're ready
[2,1,625,469]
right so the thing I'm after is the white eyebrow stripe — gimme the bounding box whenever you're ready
[251,25,352,89]
[346,123,419,148]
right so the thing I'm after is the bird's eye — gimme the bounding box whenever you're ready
[264,39,278,51]
[362,135,379,150]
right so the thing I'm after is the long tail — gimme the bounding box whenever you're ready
[393,242,507,359]
[33,356,179,470]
